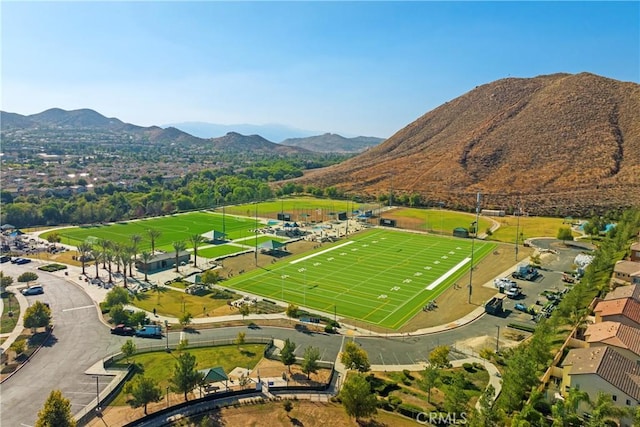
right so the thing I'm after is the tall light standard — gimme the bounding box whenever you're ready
[254,201,259,266]
[94,376,101,415]
[468,193,481,304]
[495,325,500,353]
[164,320,170,352]
[515,201,521,262]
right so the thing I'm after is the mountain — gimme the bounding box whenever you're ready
[163,121,320,142]
[209,132,309,154]
[280,133,384,153]
[295,73,640,215]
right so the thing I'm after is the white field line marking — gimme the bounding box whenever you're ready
[425,257,471,290]
[289,241,355,264]
[62,305,95,312]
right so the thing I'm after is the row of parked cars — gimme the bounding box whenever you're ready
[0,255,32,264]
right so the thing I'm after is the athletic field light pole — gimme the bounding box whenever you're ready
[515,200,521,262]
[255,201,258,266]
[468,192,481,304]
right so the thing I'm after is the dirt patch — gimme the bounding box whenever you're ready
[253,357,333,385]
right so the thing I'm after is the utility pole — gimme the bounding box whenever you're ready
[255,201,258,265]
[468,192,481,304]
[496,325,500,353]
[95,376,101,415]
[515,200,521,262]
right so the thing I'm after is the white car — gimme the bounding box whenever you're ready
[21,285,44,295]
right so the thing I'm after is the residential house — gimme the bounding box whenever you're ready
[583,321,640,362]
[605,284,640,303]
[593,298,640,329]
[631,242,640,263]
[561,346,640,422]
[613,260,640,285]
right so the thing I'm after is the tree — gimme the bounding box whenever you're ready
[105,286,130,307]
[235,331,246,348]
[238,303,250,321]
[147,228,162,254]
[444,371,468,415]
[283,400,293,418]
[77,242,93,276]
[169,352,203,401]
[285,303,299,320]
[9,339,26,359]
[470,384,500,427]
[189,234,206,268]
[557,227,574,244]
[18,272,39,282]
[418,364,439,403]
[587,392,627,427]
[340,340,370,372]
[124,375,162,415]
[140,251,153,282]
[179,312,193,329]
[0,272,14,290]
[35,390,77,427]
[339,373,377,421]
[172,240,187,272]
[201,269,220,286]
[121,339,136,364]
[130,234,142,276]
[280,338,297,373]
[429,345,451,368]
[24,301,52,331]
[301,346,320,380]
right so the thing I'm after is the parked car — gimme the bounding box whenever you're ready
[110,324,135,336]
[14,258,32,265]
[0,255,11,263]
[21,285,44,295]
[135,325,163,338]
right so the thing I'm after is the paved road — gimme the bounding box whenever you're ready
[0,238,590,425]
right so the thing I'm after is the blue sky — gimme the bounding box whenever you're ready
[2,1,638,138]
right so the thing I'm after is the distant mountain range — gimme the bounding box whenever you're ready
[297,72,640,215]
[0,109,384,154]
[162,121,320,143]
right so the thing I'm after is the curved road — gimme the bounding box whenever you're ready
[0,239,588,426]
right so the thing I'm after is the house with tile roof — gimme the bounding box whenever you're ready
[561,346,640,418]
[605,284,640,303]
[631,242,640,263]
[613,260,640,285]
[583,321,640,362]
[594,298,640,329]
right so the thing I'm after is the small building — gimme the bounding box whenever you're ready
[135,251,190,273]
[452,227,469,238]
[613,261,640,285]
[561,346,640,419]
[583,321,640,361]
[593,297,640,329]
[480,209,505,217]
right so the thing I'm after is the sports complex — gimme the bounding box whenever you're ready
[47,202,497,330]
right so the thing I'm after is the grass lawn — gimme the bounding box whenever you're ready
[488,215,579,243]
[1,292,19,334]
[131,287,241,318]
[110,345,265,406]
[225,229,495,329]
[43,212,255,251]
[385,207,494,235]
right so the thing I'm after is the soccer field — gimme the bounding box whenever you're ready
[49,212,256,252]
[225,229,496,329]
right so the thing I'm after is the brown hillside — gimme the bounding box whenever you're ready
[297,73,640,215]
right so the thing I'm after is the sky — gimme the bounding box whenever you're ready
[2,1,639,138]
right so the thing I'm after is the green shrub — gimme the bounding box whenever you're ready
[397,403,423,418]
[324,324,334,333]
[462,363,475,372]
[17,272,38,283]
[507,323,536,333]
[388,395,403,408]
[472,362,485,371]
[402,369,414,380]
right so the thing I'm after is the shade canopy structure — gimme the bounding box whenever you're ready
[199,366,228,383]
[259,240,285,250]
[201,230,226,242]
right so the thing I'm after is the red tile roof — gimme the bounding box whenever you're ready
[605,284,640,303]
[562,346,640,400]
[594,298,640,325]
[584,321,640,358]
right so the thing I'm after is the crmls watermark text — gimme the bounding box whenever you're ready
[415,412,468,425]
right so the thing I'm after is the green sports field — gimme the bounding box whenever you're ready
[225,229,496,329]
[47,212,257,252]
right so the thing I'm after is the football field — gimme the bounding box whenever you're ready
[225,229,496,329]
[49,212,255,252]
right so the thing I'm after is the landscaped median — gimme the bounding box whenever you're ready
[82,337,335,427]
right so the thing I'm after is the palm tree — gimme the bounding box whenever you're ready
[147,229,162,255]
[189,234,205,269]
[77,242,93,276]
[587,392,627,426]
[98,239,112,269]
[129,234,142,277]
[92,245,104,279]
[112,242,123,274]
[119,247,134,288]
[172,241,187,273]
[140,251,153,282]
[105,249,115,284]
